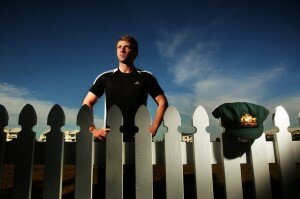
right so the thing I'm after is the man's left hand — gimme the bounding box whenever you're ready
[148,125,158,137]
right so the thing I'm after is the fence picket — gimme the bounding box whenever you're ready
[221,132,244,199]
[273,106,299,198]
[106,105,123,199]
[75,105,94,199]
[250,132,272,199]
[12,104,37,199]
[192,105,214,199]
[0,105,8,195]
[0,104,299,199]
[294,112,300,162]
[135,105,153,199]
[164,106,184,199]
[43,104,65,199]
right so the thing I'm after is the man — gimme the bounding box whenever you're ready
[83,35,168,142]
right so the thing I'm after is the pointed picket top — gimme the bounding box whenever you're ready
[13,104,36,198]
[135,105,151,129]
[273,106,290,133]
[75,105,94,199]
[163,106,181,132]
[47,104,65,131]
[273,107,298,198]
[44,104,65,199]
[105,105,123,199]
[18,104,37,129]
[163,105,184,198]
[192,105,214,198]
[0,105,7,196]
[0,105,8,128]
[106,105,123,131]
[192,105,209,132]
[135,105,153,199]
[77,105,93,130]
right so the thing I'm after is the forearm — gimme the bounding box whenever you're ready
[83,99,94,110]
[152,103,167,129]
[82,91,98,108]
[82,91,98,132]
[150,95,168,133]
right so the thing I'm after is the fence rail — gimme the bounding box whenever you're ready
[0,104,299,198]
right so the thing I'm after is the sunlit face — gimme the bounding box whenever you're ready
[116,40,136,63]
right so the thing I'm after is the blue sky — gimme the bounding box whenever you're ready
[1,0,300,139]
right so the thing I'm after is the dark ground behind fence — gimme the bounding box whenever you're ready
[1,163,299,199]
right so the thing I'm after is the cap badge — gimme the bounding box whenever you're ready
[240,114,257,127]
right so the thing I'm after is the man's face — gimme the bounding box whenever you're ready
[116,40,136,63]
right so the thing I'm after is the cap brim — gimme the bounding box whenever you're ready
[225,125,264,140]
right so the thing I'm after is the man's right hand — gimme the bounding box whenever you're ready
[90,126,110,141]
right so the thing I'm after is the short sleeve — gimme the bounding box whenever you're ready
[89,76,105,98]
[148,74,164,99]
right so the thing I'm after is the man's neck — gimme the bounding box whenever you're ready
[119,63,135,73]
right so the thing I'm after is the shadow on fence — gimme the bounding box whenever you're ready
[0,104,299,199]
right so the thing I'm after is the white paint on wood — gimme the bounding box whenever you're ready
[250,133,272,199]
[44,105,65,199]
[105,105,123,199]
[13,104,36,199]
[273,106,299,198]
[1,104,300,199]
[75,105,94,199]
[193,105,214,199]
[221,131,243,199]
[0,105,8,192]
[135,105,153,199]
[164,106,184,199]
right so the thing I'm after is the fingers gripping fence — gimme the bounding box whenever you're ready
[0,104,299,199]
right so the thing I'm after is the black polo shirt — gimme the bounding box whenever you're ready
[89,67,164,141]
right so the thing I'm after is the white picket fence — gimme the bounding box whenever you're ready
[0,104,299,199]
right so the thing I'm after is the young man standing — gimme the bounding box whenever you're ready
[83,35,168,142]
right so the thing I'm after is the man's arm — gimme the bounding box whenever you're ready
[83,91,99,109]
[148,94,168,136]
[82,91,110,140]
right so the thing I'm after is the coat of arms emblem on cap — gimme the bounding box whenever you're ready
[240,114,257,127]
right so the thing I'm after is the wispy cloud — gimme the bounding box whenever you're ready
[156,30,299,129]
[194,66,285,109]
[0,83,31,98]
[166,92,195,116]
[0,83,104,134]
[156,30,190,58]
[157,33,217,85]
[170,43,216,84]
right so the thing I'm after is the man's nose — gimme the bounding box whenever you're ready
[120,47,126,52]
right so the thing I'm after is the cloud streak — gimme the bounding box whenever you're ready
[156,30,190,58]
[0,83,104,135]
[170,43,216,84]
[157,33,217,85]
[194,66,285,109]
[156,30,300,129]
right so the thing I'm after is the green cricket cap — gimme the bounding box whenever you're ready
[212,102,269,140]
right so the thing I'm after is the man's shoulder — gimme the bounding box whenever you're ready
[136,68,156,78]
[94,68,118,83]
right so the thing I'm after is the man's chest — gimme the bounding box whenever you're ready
[104,74,147,94]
